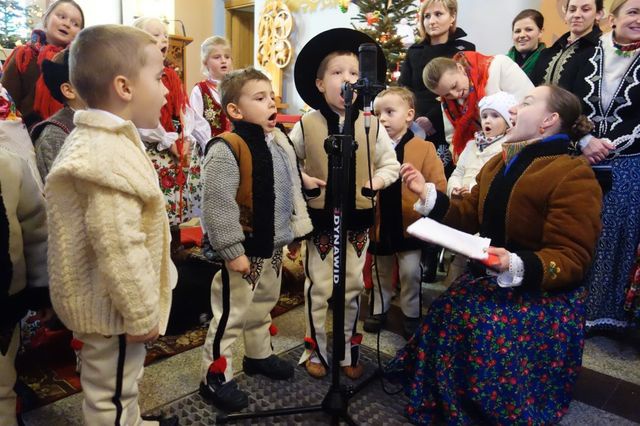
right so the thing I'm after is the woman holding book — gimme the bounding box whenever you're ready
[386,85,603,425]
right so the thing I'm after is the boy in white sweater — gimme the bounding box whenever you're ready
[45,25,178,426]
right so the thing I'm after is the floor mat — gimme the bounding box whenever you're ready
[145,344,411,425]
[16,291,304,410]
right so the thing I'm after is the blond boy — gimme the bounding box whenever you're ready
[45,25,177,426]
[364,87,446,337]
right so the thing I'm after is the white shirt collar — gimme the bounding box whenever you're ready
[87,108,126,124]
[86,108,145,150]
[265,132,275,143]
[391,135,402,149]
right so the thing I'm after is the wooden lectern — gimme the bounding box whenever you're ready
[167,34,193,89]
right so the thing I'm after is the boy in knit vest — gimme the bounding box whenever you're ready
[289,28,400,380]
[363,87,446,338]
[32,49,86,180]
[199,67,312,412]
[45,25,178,426]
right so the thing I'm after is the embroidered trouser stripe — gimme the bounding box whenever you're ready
[371,250,422,318]
[212,267,231,360]
[112,335,126,425]
[364,254,375,316]
[350,296,361,366]
[0,325,19,426]
[76,332,146,426]
[303,243,328,367]
[201,250,283,383]
[301,234,369,368]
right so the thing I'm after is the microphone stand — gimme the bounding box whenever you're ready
[217,82,382,425]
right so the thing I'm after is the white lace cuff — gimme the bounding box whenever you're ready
[413,183,437,216]
[497,253,524,288]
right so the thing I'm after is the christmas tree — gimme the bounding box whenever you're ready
[0,0,27,48]
[352,0,418,84]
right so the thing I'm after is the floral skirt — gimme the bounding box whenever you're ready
[625,243,640,324]
[147,143,203,226]
[583,155,640,331]
[385,274,586,425]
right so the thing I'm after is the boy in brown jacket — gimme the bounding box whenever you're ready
[364,87,446,337]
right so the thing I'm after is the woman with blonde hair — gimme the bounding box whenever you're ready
[398,0,474,176]
[421,50,532,165]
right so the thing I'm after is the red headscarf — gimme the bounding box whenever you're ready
[443,51,494,162]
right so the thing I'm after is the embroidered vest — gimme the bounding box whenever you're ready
[30,106,74,141]
[198,81,231,136]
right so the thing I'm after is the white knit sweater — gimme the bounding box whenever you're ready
[45,110,177,336]
[0,148,48,297]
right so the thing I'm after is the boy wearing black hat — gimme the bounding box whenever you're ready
[290,28,400,380]
[31,49,85,180]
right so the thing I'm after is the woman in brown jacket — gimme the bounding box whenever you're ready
[386,85,603,425]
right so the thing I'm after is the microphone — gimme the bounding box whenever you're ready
[358,43,378,129]
[163,18,187,37]
[358,43,378,91]
[132,16,186,36]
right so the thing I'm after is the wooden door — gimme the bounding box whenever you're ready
[225,0,255,69]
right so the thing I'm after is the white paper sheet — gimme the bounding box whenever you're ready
[407,217,491,260]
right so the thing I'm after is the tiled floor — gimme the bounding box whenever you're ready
[21,280,640,425]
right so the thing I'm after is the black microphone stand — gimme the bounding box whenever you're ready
[217,83,382,425]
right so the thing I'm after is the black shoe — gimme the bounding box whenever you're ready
[363,313,387,333]
[402,316,420,339]
[243,354,294,380]
[199,379,248,412]
[142,414,179,426]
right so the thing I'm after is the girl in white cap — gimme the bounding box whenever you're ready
[445,91,517,283]
[447,91,517,198]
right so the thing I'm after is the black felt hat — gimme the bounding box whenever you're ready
[42,49,70,105]
[294,28,387,110]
